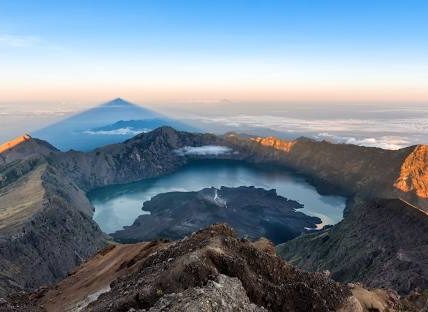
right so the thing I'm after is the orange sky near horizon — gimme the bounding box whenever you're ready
[2,83,428,105]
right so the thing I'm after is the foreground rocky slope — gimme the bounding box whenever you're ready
[112,186,320,244]
[278,197,428,294]
[4,224,403,312]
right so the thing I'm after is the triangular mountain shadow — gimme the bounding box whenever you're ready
[34,98,196,151]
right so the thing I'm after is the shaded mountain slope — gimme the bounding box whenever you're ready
[112,186,320,244]
[277,197,428,294]
[50,127,225,191]
[0,139,106,296]
[38,242,169,312]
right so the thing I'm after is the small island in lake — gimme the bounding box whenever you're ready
[112,186,321,244]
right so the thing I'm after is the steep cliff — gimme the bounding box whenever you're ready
[394,144,428,201]
[277,197,428,294]
[0,138,106,296]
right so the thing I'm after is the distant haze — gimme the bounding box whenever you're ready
[1,99,428,150]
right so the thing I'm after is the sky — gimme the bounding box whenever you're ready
[1,0,428,106]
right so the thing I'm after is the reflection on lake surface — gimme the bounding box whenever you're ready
[88,160,346,234]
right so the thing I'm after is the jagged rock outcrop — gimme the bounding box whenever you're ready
[0,135,32,155]
[112,186,320,244]
[277,197,428,294]
[145,274,267,312]
[0,135,57,166]
[394,144,428,198]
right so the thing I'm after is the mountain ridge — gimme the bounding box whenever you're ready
[1,126,428,299]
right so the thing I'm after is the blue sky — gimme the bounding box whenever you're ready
[0,0,427,104]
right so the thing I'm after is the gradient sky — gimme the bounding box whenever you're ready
[1,0,428,104]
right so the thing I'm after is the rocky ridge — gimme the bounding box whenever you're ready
[1,224,405,312]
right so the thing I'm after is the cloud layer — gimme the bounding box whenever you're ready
[315,133,411,150]
[198,114,428,136]
[194,113,428,149]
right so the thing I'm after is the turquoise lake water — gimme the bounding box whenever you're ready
[88,160,346,234]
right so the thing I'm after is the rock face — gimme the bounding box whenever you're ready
[112,186,320,244]
[277,198,428,294]
[0,134,32,154]
[0,135,57,166]
[134,274,268,312]
[78,224,353,311]
[394,144,428,198]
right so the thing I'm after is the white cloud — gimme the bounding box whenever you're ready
[84,127,150,135]
[0,34,40,48]
[175,145,234,156]
[316,133,411,150]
